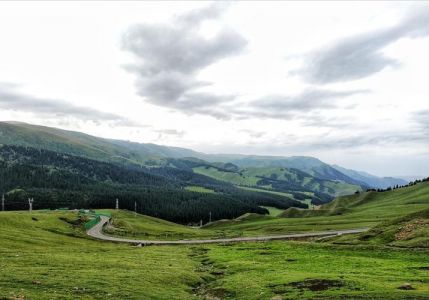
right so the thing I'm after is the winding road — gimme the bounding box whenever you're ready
[87,216,368,245]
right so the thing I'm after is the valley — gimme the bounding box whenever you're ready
[1,2,429,299]
[0,122,428,299]
[1,180,428,299]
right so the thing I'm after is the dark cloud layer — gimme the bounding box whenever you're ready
[252,88,366,111]
[154,129,186,138]
[123,3,246,115]
[227,88,367,120]
[413,109,429,130]
[298,8,429,83]
[0,84,140,127]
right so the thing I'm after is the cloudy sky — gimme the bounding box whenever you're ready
[0,1,428,177]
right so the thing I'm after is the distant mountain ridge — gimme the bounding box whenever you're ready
[0,121,405,190]
[332,165,407,189]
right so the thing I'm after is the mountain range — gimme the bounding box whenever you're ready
[0,121,407,188]
[0,121,415,223]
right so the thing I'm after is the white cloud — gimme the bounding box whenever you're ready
[0,2,427,176]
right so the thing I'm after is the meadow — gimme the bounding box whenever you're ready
[0,210,428,299]
[1,182,428,299]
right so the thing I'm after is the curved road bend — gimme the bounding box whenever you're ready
[87,216,368,245]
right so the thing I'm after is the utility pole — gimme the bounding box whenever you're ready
[1,194,4,212]
[134,201,137,217]
[28,198,34,213]
[115,198,119,210]
[209,211,212,223]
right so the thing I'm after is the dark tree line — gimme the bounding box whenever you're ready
[364,177,429,193]
[0,145,306,223]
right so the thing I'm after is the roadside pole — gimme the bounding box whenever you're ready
[115,198,119,210]
[28,198,34,213]
[134,201,137,217]
[209,211,212,223]
[1,194,4,211]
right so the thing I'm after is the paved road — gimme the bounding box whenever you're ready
[87,216,368,245]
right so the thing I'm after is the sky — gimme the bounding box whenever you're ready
[0,1,428,177]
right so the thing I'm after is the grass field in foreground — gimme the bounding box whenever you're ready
[0,210,428,299]
[0,211,201,300]
[203,241,429,299]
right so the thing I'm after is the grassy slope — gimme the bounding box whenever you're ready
[206,242,429,299]
[104,210,227,240]
[193,166,259,186]
[0,122,198,166]
[238,186,295,198]
[0,211,201,300]
[260,206,285,217]
[102,183,428,240]
[193,166,361,198]
[1,210,428,299]
[332,208,429,248]
[185,186,216,194]
[206,182,429,236]
[0,122,145,164]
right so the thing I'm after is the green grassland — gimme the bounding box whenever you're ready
[0,121,199,166]
[0,211,201,299]
[193,166,260,186]
[1,182,428,299]
[206,182,429,237]
[260,206,285,217]
[1,209,428,299]
[332,208,429,248]
[185,186,216,194]
[238,186,295,198]
[104,210,226,240]
[193,165,361,201]
[204,242,429,299]
[102,182,428,240]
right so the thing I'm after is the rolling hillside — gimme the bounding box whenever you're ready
[0,122,404,192]
[208,155,368,187]
[0,122,365,204]
[0,121,199,165]
[191,162,361,203]
[0,144,308,223]
[1,209,428,299]
[205,180,429,238]
[333,208,429,248]
[332,164,408,189]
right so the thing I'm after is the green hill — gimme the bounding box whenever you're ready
[0,144,312,223]
[332,208,429,248]
[0,121,384,190]
[332,164,408,189]
[0,210,203,299]
[1,209,428,299]
[206,181,429,238]
[0,121,199,165]
[193,164,361,203]
[211,155,369,186]
[0,121,410,205]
